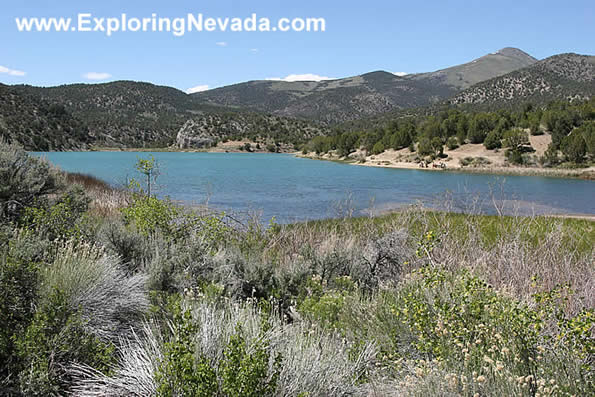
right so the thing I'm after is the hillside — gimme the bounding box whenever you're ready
[14,81,204,148]
[176,113,328,149]
[450,53,595,107]
[192,48,537,124]
[7,81,327,150]
[0,83,92,150]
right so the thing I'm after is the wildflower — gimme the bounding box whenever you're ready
[415,367,424,377]
[476,375,486,383]
[495,362,504,372]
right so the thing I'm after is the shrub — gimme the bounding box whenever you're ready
[16,288,115,396]
[371,141,385,155]
[20,185,91,241]
[483,130,502,150]
[385,267,594,396]
[0,252,39,385]
[98,218,148,274]
[446,136,459,150]
[0,141,59,221]
[561,132,587,163]
[357,229,410,289]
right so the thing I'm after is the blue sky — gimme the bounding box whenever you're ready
[1,0,593,92]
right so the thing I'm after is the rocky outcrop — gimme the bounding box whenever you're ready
[175,119,218,149]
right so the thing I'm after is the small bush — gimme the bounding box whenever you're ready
[0,141,59,221]
[16,288,115,396]
[483,130,502,150]
[446,136,459,150]
[21,185,91,241]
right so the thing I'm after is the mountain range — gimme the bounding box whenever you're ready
[0,48,593,150]
[191,48,538,124]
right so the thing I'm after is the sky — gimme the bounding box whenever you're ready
[1,0,593,92]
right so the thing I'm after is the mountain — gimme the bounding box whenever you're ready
[450,53,595,107]
[409,47,537,90]
[4,81,329,150]
[14,81,207,147]
[0,83,92,150]
[192,48,537,124]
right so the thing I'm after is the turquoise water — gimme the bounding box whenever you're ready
[33,152,595,222]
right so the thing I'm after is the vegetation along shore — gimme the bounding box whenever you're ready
[1,140,593,396]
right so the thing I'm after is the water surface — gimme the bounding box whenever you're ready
[33,152,595,222]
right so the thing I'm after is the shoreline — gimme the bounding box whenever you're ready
[42,146,595,180]
[295,153,595,180]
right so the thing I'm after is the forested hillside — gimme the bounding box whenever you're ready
[0,84,92,150]
[305,99,595,167]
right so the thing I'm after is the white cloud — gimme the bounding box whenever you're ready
[250,48,259,53]
[266,73,335,82]
[83,72,112,80]
[216,42,228,47]
[0,65,26,76]
[186,85,210,94]
[392,71,408,77]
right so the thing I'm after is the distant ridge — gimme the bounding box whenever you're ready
[450,53,595,107]
[191,47,538,123]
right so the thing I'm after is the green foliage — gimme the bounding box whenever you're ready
[305,99,594,166]
[122,195,180,237]
[15,288,114,395]
[579,120,595,156]
[371,141,385,155]
[0,253,39,384]
[385,267,594,395]
[483,130,502,150]
[156,299,219,397]
[446,136,459,150]
[0,85,92,151]
[156,300,282,397]
[220,325,282,397]
[298,276,351,330]
[561,131,587,163]
[467,113,498,143]
[21,186,90,241]
[417,136,433,157]
[503,129,530,164]
[0,141,59,221]
[134,155,159,197]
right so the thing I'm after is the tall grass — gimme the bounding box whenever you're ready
[41,242,149,341]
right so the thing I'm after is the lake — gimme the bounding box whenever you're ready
[32,152,595,223]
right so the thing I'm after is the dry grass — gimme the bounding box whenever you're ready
[64,172,130,217]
